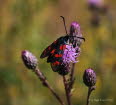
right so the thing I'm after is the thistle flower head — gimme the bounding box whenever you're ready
[21,50,38,70]
[62,44,80,63]
[83,68,96,87]
[50,44,80,75]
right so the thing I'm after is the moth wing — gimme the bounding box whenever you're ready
[40,36,65,58]
[40,45,53,58]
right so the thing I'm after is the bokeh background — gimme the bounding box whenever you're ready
[0,0,115,105]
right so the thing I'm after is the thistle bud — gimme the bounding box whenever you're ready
[69,22,84,46]
[83,68,96,87]
[70,22,81,36]
[21,50,38,70]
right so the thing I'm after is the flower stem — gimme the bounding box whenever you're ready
[34,67,65,105]
[86,86,96,105]
[63,76,72,105]
[69,63,75,94]
[86,87,91,105]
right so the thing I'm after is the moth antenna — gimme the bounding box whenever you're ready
[76,37,85,42]
[60,16,68,35]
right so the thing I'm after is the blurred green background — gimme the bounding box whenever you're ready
[0,0,115,105]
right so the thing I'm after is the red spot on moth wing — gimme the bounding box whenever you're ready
[54,54,62,57]
[51,63,58,72]
[48,46,51,50]
[51,49,56,54]
[52,61,60,66]
[59,45,66,50]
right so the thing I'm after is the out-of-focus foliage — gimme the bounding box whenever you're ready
[0,0,115,105]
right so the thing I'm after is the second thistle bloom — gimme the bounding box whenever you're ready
[87,0,104,10]
[87,0,108,14]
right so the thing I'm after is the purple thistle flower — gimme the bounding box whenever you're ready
[83,68,97,87]
[62,44,80,63]
[21,50,38,70]
[51,44,80,75]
